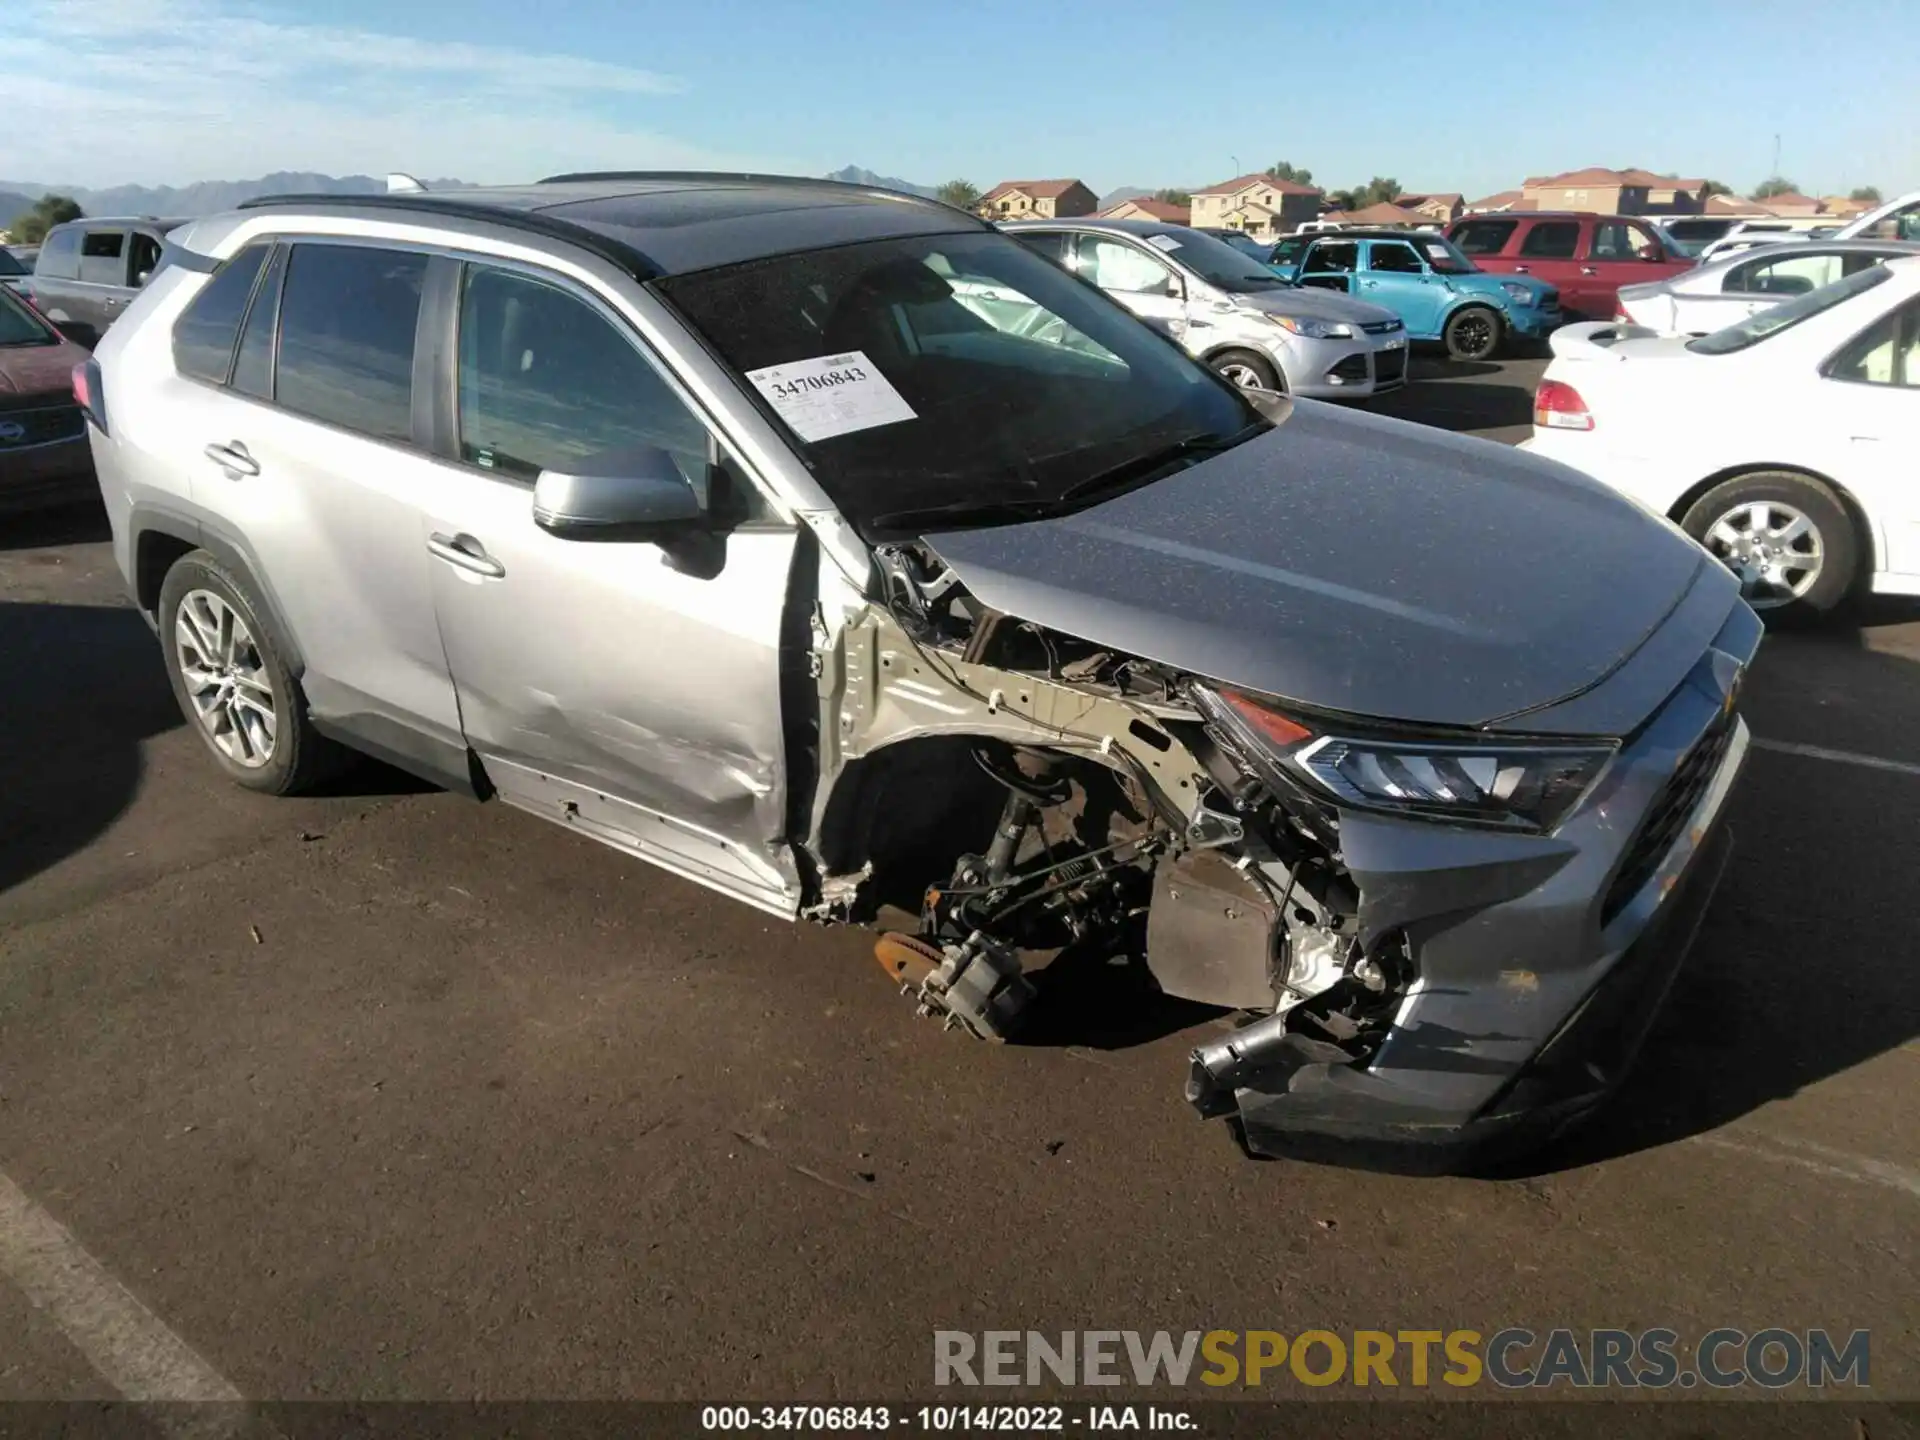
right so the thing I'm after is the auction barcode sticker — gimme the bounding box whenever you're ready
[745,351,916,443]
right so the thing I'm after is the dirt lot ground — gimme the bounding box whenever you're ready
[2,356,1916,1419]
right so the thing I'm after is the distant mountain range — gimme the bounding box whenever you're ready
[1098,187,1155,208]
[0,172,472,228]
[823,166,935,197]
[0,167,947,233]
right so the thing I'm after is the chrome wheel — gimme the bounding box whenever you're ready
[174,589,277,766]
[1219,361,1269,389]
[1702,500,1824,609]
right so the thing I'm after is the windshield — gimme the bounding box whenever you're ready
[0,249,28,277]
[0,287,57,346]
[1688,263,1892,355]
[657,231,1266,539]
[1148,228,1286,291]
[1412,235,1478,274]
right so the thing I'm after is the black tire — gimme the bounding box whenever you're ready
[156,549,343,794]
[1208,348,1283,393]
[1442,305,1502,362]
[1678,471,1860,621]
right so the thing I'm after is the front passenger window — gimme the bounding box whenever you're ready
[456,267,747,514]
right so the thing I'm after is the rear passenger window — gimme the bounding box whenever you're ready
[230,246,287,400]
[1451,219,1517,255]
[275,244,426,444]
[172,244,270,385]
[79,230,128,285]
[455,266,715,496]
[1518,223,1579,259]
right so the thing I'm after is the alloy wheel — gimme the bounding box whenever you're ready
[1453,314,1494,357]
[1702,500,1824,609]
[1219,362,1267,389]
[174,589,277,766]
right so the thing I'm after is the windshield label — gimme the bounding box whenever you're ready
[1425,244,1451,261]
[745,350,916,442]
[1146,234,1182,251]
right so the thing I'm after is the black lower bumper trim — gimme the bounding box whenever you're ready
[1199,823,1734,1174]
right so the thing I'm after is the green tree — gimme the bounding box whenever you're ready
[935,179,982,212]
[1153,188,1192,206]
[1325,188,1360,212]
[1699,179,1733,198]
[1264,161,1313,186]
[12,194,84,245]
[1750,176,1799,200]
[1850,185,1883,205]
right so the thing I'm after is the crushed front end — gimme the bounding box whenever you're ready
[801,529,1761,1173]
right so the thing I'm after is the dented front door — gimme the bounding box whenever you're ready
[423,261,800,913]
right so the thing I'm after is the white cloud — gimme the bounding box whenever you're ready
[8,0,762,187]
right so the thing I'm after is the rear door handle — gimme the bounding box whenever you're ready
[428,532,506,579]
[1580,266,1599,275]
[203,441,259,478]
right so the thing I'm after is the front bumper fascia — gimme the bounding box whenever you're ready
[1191,613,1758,1173]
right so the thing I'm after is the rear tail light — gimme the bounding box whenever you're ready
[72,358,107,435]
[1533,378,1592,431]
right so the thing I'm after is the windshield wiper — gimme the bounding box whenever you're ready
[870,424,1266,535]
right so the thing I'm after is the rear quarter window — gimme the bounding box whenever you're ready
[36,229,81,280]
[1451,219,1518,255]
[173,244,271,385]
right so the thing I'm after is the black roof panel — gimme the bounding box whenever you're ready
[236,175,985,277]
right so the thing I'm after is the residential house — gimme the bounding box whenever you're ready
[1187,173,1322,239]
[978,179,1099,220]
[1464,189,1533,215]
[1394,192,1464,224]
[1705,193,1776,217]
[1097,197,1192,225]
[1320,202,1430,228]
[1818,195,1872,218]
[1753,191,1824,217]
[1517,168,1708,216]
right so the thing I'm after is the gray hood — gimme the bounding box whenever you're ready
[923,401,1712,732]
[1227,286,1400,327]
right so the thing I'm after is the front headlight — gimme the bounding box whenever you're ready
[1500,281,1536,306]
[1269,314,1354,339]
[1194,686,1615,834]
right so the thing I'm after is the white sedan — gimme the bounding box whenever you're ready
[1525,255,1920,619]
[1617,239,1920,334]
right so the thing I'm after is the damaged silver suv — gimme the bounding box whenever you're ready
[83,173,1759,1169]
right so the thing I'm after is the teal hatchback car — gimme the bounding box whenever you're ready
[1268,230,1560,360]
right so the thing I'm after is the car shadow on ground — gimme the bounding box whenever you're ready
[0,599,181,899]
[1504,615,1920,1177]
[1370,379,1536,433]
[0,499,111,551]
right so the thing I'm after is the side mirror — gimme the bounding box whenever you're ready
[532,448,704,542]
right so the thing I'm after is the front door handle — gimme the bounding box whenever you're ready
[203,441,259,478]
[1512,264,1530,273]
[1581,265,1599,275]
[428,532,506,579]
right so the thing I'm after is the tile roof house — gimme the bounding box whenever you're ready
[978,179,1099,220]
[1705,193,1776,216]
[1394,192,1465,223]
[1320,201,1430,228]
[1097,196,1192,225]
[1518,167,1709,216]
[1187,173,1322,239]
[1464,189,1534,214]
[1752,191,1824,217]
[1818,195,1872,218]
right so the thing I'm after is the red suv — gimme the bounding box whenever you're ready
[1445,212,1692,321]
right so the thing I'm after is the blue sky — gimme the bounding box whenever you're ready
[12,0,1919,200]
